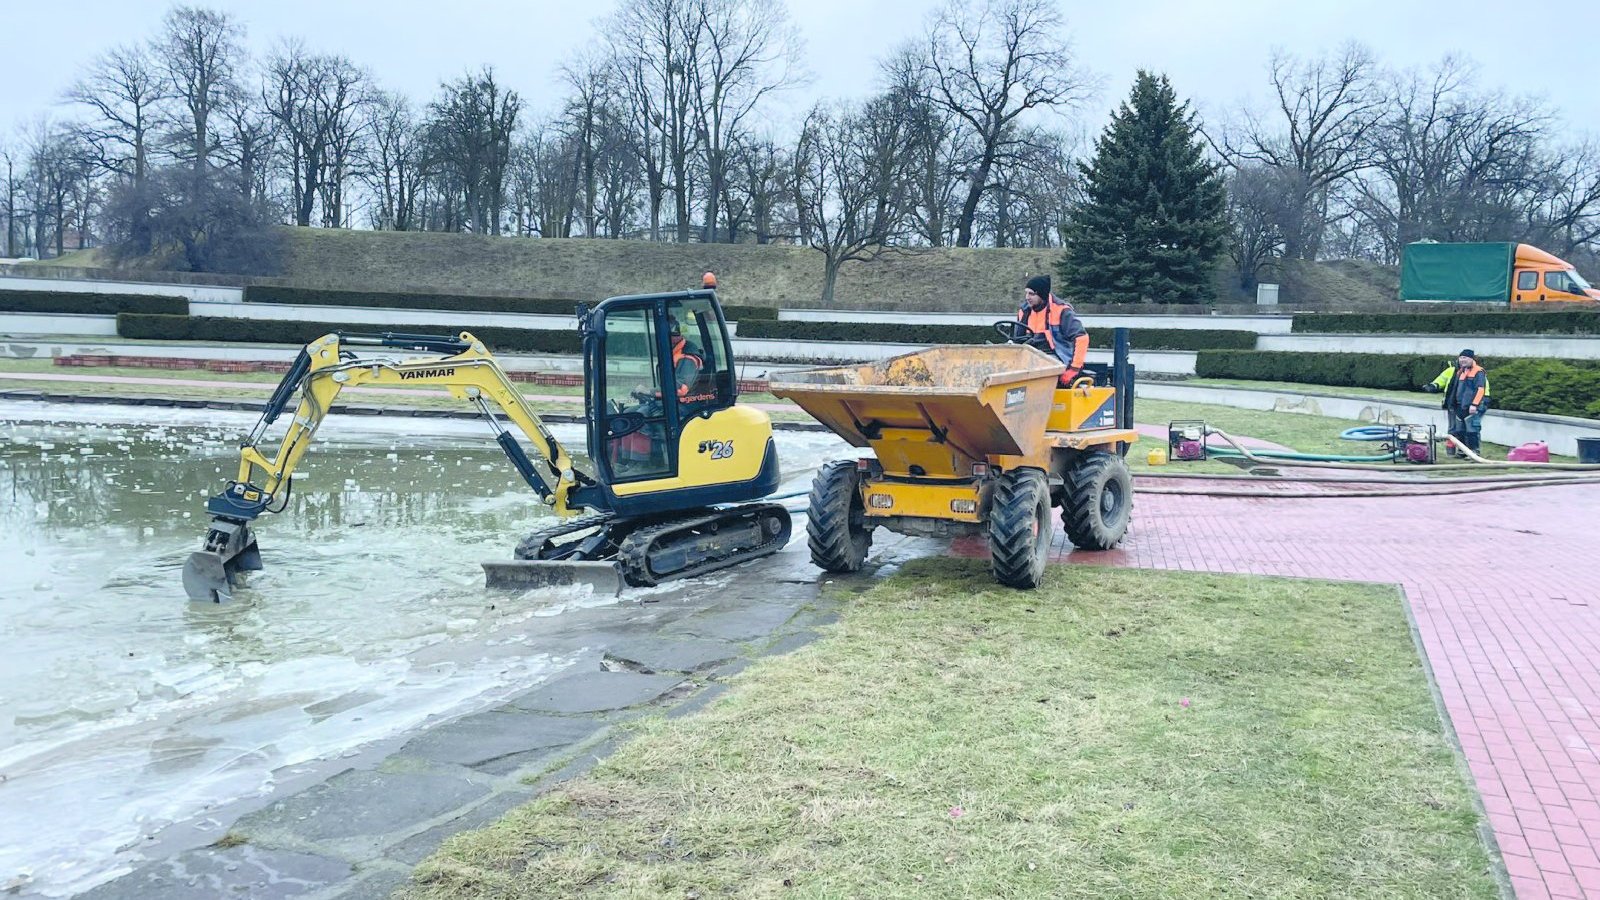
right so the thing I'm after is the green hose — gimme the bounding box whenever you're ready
[1206,447,1404,463]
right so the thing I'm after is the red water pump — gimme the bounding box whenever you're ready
[1392,424,1436,464]
[1168,421,1208,462]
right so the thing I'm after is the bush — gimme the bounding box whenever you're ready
[117,313,581,354]
[737,319,1256,350]
[1292,310,1600,335]
[0,290,188,316]
[243,285,780,321]
[1196,350,1600,419]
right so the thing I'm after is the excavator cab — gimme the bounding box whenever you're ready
[573,290,781,518]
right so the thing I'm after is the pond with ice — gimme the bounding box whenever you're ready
[0,402,843,896]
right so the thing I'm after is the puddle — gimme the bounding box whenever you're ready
[0,405,846,896]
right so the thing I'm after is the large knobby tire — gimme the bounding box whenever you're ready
[988,469,1051,589]
[807,460,872,573]
[1061,452,1133,550]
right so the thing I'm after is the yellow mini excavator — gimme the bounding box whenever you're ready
[181,289,791,602]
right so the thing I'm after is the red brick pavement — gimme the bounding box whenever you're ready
[965,482,1600,898]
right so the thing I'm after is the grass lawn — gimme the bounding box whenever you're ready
[400,560,1496,899]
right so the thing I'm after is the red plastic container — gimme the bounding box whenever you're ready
[1507,442,1550,463]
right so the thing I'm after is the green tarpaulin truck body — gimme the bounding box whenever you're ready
[1399,242,1515,302]
[1400,241,1599,306]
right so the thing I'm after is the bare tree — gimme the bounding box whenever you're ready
[2,136,24,257]
[1537,142,1600,255]
[66,45,167,253]
[21,123,90,258]
[263,42,369,227]
[734,136,789,243]
[427,68,521,234]
[794,98,914,304]
[687,0,802,243]
[1224,164,1292,289]
[881,45,968,247]
[1218,42,1383,259]
[608,0,702,241]
[218,88,274,204]
[923,0,1088,247]
[156,6,244,175]
[360,91,425,231]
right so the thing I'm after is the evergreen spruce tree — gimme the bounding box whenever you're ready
[1058,71,1227,304]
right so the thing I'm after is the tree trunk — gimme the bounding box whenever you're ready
[955,155,994,248]
[821,254,840,306]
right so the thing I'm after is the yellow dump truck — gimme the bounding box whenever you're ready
[771,328,1137,589]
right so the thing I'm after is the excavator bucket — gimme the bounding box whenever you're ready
[182,520,262,602]
[479,560,624,597]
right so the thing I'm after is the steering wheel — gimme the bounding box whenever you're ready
[994,319,1051,350]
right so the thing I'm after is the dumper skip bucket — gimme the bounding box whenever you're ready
[769,345,1065,471]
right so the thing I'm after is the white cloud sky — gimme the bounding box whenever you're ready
[2,0,1595,144]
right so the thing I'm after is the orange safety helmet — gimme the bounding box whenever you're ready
[701,271,717,289]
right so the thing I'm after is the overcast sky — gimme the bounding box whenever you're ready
[2,0,1596,144]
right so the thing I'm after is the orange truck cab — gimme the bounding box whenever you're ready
[1399,241,1600,306]
[1509,245,1600,305]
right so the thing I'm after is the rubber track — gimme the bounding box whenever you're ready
[806,460,870,573]
[513,512,615,560]
[988,470,1047,588]
[1061,453,1131,550]
[618,502,793,587]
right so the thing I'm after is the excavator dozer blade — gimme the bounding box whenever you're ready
[480,560,624,598]
[182,520,260,603]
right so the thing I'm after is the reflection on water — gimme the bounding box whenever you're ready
[0,417,587,897]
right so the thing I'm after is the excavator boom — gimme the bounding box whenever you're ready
[182,331,605,601]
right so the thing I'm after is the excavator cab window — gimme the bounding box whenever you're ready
[665,296,735,418]
[600,305,672,480]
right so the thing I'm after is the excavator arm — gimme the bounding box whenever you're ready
[182,331,588,601]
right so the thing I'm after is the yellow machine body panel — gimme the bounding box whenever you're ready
[608,405,776,496]
[859,480,983,523]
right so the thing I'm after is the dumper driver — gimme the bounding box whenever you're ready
[1019,275,1090,386]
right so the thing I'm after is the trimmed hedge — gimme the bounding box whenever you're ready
[0,290,187,316]
[1196,350,1600,419]
[737,319,1258,351]
[1292,310,1600,335]
[242,285,779,321]
[117,313,582,354]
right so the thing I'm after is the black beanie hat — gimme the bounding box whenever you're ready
[1459,349,1475,359]
[1026,275,1051,301]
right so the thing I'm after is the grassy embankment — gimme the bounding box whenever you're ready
[399,560,1495,899]
[22,228,1400,309]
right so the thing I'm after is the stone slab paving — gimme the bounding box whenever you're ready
[956,481,1600,900]
[68,534,930,900]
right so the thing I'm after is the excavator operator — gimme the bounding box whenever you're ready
[669,314,704,399]
[1018,275,1090,386]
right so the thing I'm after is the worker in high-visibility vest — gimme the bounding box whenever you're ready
[1423,350,1489,456]
[1017,275,1090,386]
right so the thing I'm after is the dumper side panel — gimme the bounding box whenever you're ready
[1399,242,1514,302]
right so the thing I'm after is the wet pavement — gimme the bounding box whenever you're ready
[0,402,903,898]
